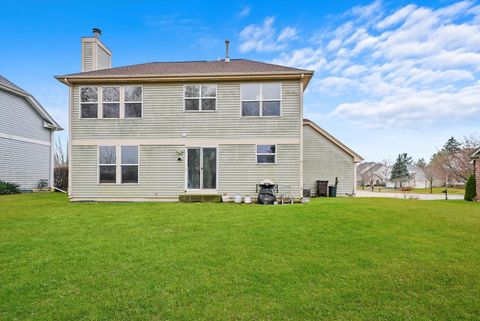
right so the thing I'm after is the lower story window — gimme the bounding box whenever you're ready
[99,146,116,183]
[121,146,139,183]
[256,145,276,163]
[98,145,139,184]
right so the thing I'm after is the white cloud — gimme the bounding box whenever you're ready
[237,6,251,18]
[271,0,480,128]
[277,27,298,42]
[239,17,298,53]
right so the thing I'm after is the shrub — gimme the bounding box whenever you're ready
[400,186,413,192]
[54,166,68,191]
[464,175,476,201]
[0,180,21,195]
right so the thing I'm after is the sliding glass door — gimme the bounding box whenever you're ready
[187,147,217,190]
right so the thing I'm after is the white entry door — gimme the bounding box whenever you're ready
[186,147,217,190]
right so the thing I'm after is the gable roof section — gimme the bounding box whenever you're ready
[303,119,363,163]
[0,75,62,131]
[471,147,480,159]
[55,59,314,89]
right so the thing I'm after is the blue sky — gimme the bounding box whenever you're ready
[1,0,479,162]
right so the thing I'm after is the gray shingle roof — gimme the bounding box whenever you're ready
[0,75,30,95]
[57,59,313,78]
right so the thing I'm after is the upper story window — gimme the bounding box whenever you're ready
[124,86,142,118]
[256,144,276,164]
[80,86,142,119]
[102,87,120,118]
[241,83,281,117]
[80,87,98,118]
[184,85,217,111]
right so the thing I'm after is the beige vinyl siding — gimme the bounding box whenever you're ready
[82,41,94,72]
[97,46,111,70]
[303,125,355,195]
[71,145,185,200]
[0,88,50,141]
[218,144,301,197]
[71,81,301,140]
[0,137,51,190]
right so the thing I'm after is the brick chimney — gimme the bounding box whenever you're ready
[81,28,112,72]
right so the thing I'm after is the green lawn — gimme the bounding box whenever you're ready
[1,193,479,321]
[360,186,465,195]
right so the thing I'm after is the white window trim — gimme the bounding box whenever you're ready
[240,83,282,117]
[256,144,277,164]
[97,145,140,184]
[124,86,144,119]
[183,84,217,112]
[98,145,117,184]
[79,86,99,119]
[120,145,140,184]
[101,86,121,119]
[79,86,143,119]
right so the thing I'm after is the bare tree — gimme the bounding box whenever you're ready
[436,134,480,182]
[54,137,68,191]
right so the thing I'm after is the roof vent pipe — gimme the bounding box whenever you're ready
[92,28,102,38]
[225,40,230,62]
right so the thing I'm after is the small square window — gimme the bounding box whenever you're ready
[256,144,276,164]
[185,99,200,111]
[81,104,98,118]
[262,101,280,116]
[125,103,142,118]
[242,101,260,116]
[103,103,120,118]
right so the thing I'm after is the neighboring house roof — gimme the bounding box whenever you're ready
[303,119,363,163]
[0,75,62,130]
[55,59,314,88]
[471,147,480,159]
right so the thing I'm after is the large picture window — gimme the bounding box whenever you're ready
[184,84,217,111]
[80,87,98,118]
[121,146,139,183]
[256,144,276,164]
[124,86,142,118]
[102,87,120,118]
[241,83,281,117]
[99,146,116,183]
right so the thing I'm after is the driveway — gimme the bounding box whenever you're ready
[356,190,464,200]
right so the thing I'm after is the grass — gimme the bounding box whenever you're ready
[1,193,479,321]
[360,186,465,195]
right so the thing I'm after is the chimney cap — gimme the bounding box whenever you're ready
[92,28,102,37]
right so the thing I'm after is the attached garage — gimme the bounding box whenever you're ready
[303,119,363,196]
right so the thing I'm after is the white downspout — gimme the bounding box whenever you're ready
[299,74,304,197]
[66,78,73,197]
[50,130,54,189]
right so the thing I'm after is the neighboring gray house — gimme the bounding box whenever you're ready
[55,29,361,201]
[0,76,62,190]
[303,119,363,195]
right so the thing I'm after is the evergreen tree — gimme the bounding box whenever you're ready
[390,153,411,187]
[464,175,476,201]
[416,158,427,168]
[443,137,461,154]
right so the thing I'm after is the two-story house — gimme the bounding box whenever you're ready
[0,75,62,190]
[56,29,362,202]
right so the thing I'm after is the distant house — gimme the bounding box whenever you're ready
[0,76,62,190]
[357,162,388,186]
[385,164,428,188]
[54,29,362,201]
[471,148,480,201]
